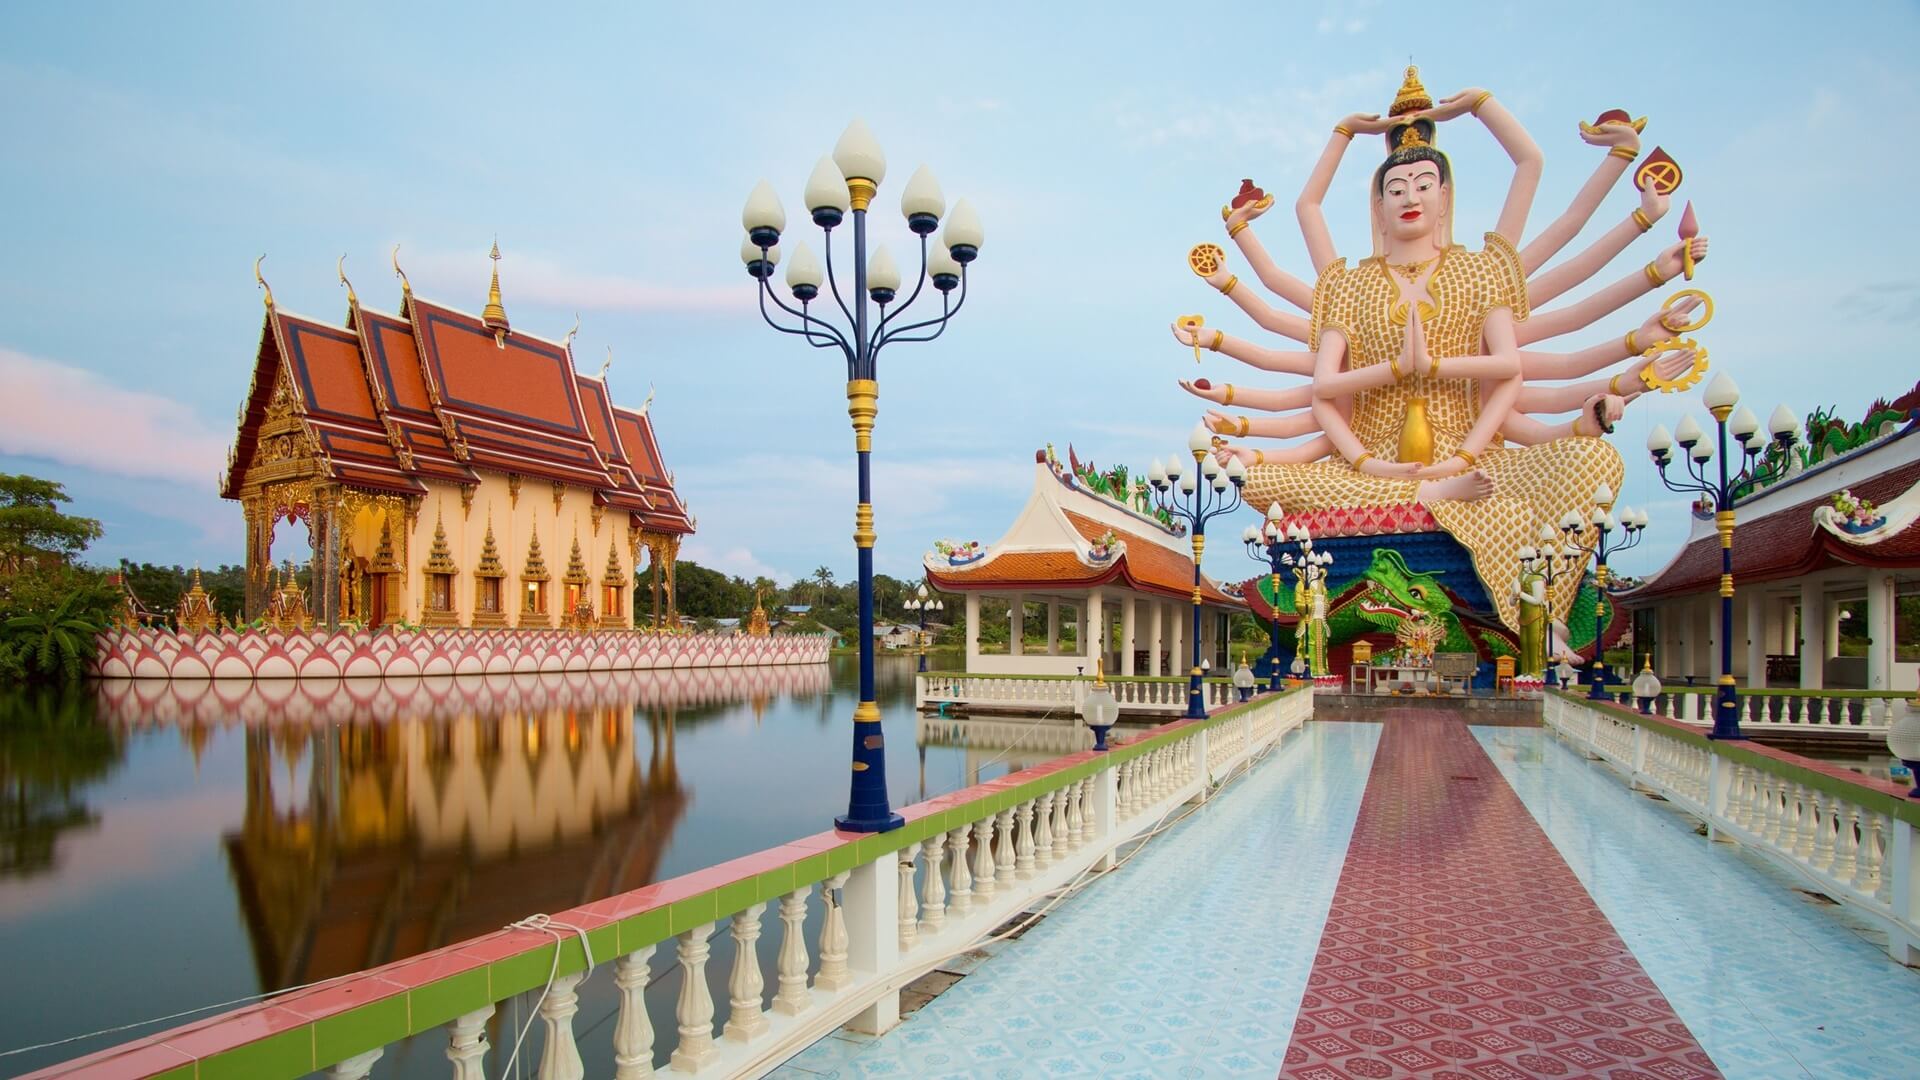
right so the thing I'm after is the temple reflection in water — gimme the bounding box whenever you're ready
[91,667,830,990]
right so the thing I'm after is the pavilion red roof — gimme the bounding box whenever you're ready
[926,509,1239,605]
[1618,457,1920,604]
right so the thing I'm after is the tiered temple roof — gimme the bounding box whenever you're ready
[223,255,692,536]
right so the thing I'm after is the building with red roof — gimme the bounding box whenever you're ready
[1617,385,1920,692]
[225,249,693,631]
[924,449,1244,677]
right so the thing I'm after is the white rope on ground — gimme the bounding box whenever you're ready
[495,914,596,1080]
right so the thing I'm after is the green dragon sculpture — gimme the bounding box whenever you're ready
[1252,547,1614,664]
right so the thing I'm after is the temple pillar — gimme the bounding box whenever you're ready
[1169,600,1185,679]
[1046,601,1060,655]
[964,593,980,672]
[1800,581,1825,690]
[1866,571,1895,692]
[243,497,273,619]
[1120,594,1136,676]
[310,493,341,631]
[1010,594,1025,656]
[1744,591,1766,690]
[1086,590,1104,666]
[1824,599,1841,666]
[1148,600,1163,676]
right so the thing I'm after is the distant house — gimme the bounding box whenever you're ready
[873,622,926,650]
[710,617,743,635]
[783,604,812,617]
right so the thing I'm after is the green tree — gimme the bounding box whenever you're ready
[0,473,101,574]
[1,587,114,681]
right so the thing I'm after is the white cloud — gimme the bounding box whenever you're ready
[1109,67,1396,158]
[401,248,745,316]
[677,542,790,583]
[0,347,228,486]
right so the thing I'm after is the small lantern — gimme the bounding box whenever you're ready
[1886,697,1920,798]
[1080,657,1120,752]
[1632,654,1662,715]
[1232,650,1256,702]
[1555,659,1576,692]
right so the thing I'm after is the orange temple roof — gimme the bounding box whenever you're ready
[223,271,690,536]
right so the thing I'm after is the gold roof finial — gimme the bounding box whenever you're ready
[599,346,613,381]
[563,312,581,350]
[482,239,510,336]
[337,254,358,307]
[391,243,412,298]
[1390,64,1432,117]
[254,255,275,309]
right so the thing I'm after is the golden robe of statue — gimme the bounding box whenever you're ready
[1240,234,1623,631]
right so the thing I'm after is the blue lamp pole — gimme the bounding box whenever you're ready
[1148,427,1247,719]
[907,582,943,673]
[1557,489,1649,699]
[1645,374,1797,740]
[1243,505,1322,693]
[740,119,983,832]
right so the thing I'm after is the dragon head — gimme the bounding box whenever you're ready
[1354,548,1453,630]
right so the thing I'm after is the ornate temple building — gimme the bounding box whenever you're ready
[223,248,693,631]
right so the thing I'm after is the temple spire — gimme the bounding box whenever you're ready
[482,240,510,342]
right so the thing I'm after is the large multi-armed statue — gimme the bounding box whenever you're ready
[1178,66,1711,675]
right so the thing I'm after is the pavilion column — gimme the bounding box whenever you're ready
[1046,601,1060,655]
[1824,599,1841,666]
[1695,596,1716,682]
[1744,592,1766,689]
[1169,600,1185,679]
[1120,594,1136,676]
[1147,600,1163,676]
[1866,571,1895,692]
[1010,594,1025,656]
[1086,590,1104,667]
[1800,580,1826,690]
[964,593,981,673]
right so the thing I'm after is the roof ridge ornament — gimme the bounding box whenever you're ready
[337,254,357,308]
[599,346,612,381]
[254,255,274,309]
[482,239,510,344]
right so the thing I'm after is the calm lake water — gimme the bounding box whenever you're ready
[0,656,1107,1077]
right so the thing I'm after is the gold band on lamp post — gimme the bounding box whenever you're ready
[847,379,878,452]
[846,177,877,212]
[854,503,875,549]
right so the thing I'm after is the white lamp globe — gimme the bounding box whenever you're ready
[1674,415,1705,446]
[1647,424,1673,455]
[1148,458,1167,485]
[927,236,962,291]
[1267,502,1285,523]
[1703,371,1740,411]
[1690,439,1714,463]
[1225,455,1248,483]
[1593,483,1614,507]
[741,179,786,245]
[867,244,901,299]
[1769,404,1799,439]
[1187,422,1213,453]
[832,118,886,185]
[1730,406,1761,442]
[785,240,823,300]
[804,157,851,226]
[1179,474,1196,494]
[900,164,944,233]
[944,198,984,262]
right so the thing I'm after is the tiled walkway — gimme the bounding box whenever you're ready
[1281,710,1716,1079]
[777,711,1920,1079]
[774,721,1381,1079]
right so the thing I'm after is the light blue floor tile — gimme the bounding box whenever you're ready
[782,721,1381,1078]
[1474,725,1920,1080]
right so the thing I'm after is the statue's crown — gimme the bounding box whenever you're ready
[1389,65,1431,117]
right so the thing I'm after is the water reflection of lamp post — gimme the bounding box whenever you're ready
[1080,659,1120,751]
[1148,425,1247,719]
[1646,375,1797,739]
[739,119,983,832]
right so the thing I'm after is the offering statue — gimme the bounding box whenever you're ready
[1176,66,1711,635]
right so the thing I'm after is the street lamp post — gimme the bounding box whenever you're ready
[1148,426,1247,718]
[740,119,983,832]
[1645,374,1797,739]
[906,582,943,673]
[1243,506,1328,692]
[1553,487,1649,699]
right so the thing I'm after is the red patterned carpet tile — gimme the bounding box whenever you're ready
[1277,709,1720,1079]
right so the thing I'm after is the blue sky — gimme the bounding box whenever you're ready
[3,1,1917,588]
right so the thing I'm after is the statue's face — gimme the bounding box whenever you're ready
[1379,161,1445,244]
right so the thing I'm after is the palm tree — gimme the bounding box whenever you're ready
[2,592,104,681]
[811,566,836,603]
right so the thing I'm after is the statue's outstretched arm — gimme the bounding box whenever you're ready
[1182,380,1311,412]
[1205,408,1318,438]
[1311,328,1401,401]
[1198,265,1311,343]
[1528,186,1671,307]
[1429,90,1544,244]
[1229,222,1313,310]
[1519,121,1641,274]
[1516,237,1707,345]
[1520,339,1701,402]
[1518,298,1698,380]
[1298,115,1390,273]
[1171,322,1313,374]
[1499,409,1600,447]
[1215,436,1336,468]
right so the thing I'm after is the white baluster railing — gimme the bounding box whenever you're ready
[1543,692,1919,968]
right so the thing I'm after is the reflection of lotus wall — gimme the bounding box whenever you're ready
[93,664,836,729]
[90,628,831,681]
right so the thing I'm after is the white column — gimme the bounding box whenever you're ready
[1700,596,1720,681]
[1148,599,1164,676]
[841,855,900,1034]
[1745,592,1767,690]
[1046,600,1060,655]
[1010,593,1025,656]
[1121,594,1137,676]
[1824,599,1842,665]
[964,592,981,673]
[1170,600,1186,677]
[1086,589,1105,666]
[1800,580,1825,690]
[1867,572,1895,692]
